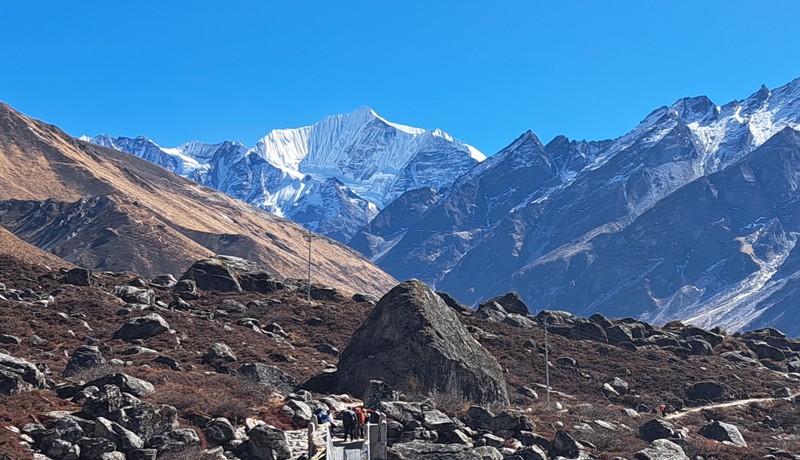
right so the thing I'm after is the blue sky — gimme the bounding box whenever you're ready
[4,1,800,155]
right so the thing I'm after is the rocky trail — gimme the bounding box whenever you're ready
[667,391,800,420]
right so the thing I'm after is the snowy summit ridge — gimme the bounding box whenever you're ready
[82,107,484,243]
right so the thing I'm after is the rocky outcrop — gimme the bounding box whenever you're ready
[0,353,46,394]
[335,279,509,404]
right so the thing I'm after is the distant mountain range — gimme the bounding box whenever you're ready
[369,78,800,335]
[28,77,800,335]
[83,107,484,243]
[0,103,396,295]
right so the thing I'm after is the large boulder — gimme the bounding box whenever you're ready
[181,255,280,293]
[113,314,170,342]
[335,280,509,405]
[686,381,726,401]
[181,257,243,292]
[0,353,46,394]
[638,419,677,442]
[85,373,155,397]
[698,421,747,447]
[65,267,94,286]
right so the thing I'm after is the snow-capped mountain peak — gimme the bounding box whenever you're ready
[83,107,483,242]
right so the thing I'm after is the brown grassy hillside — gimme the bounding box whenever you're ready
[0,103,396,295]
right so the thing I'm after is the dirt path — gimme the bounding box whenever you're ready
[666,392,800,420]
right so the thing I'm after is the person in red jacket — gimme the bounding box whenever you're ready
[353,406,367,438]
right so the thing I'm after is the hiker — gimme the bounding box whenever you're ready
[341,408,358,441]
[314,407,334,425]
[354,405,367,438]
[657,404,667,417]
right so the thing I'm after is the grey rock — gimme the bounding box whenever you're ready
[112,286,155,306]
[335,280,509,404]
[64,345,105,377]
[126,449,158,460]
[99,452,126,460]
[286,399,313,427]
[149,274,177,289]
[489,410,534,432]
[698,420,747,447]
[482,292,530,316]
[0,353,46,394]
[205,417,235,446]
[353,293,380,303]
[608,377,629,396]
[203,343,237,364]
[94,417,144,450]
[388,440,491,459]
[181,257,243,292]
[247,424,291,460]
[378,401,428,426]
[551,430,580,458]
[638,419,677,442]
[84,373,155,397]
[238,363,297,394]
[174,279,197,295]
[746,340,786,361]
[365,379,399,407]
[76,436,117,459]
[146,428,201,452]
[82,384,125,418]
[634,439,689,460]
[315,343,340,356]
[472,446,504,460]
[116,403,179,441]
[514,446,548,460]
[686,381,726,401]
[44,438,76,458]
[0,334,21,345]
[219,299,247,314]
[465,405,495,430]
[422,410,457,432]
[399,427,438,443]
[153,355,184,372]
[41,416,85,445]
[113,314,170,342]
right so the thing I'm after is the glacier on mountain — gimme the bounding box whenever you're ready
[83,107,483,241]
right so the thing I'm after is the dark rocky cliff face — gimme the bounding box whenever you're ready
[334,279,509,404]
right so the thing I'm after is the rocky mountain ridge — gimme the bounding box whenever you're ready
[369,77,800,335]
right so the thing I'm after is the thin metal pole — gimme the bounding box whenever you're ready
[306,230,313,303]
[544,318,551,408]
